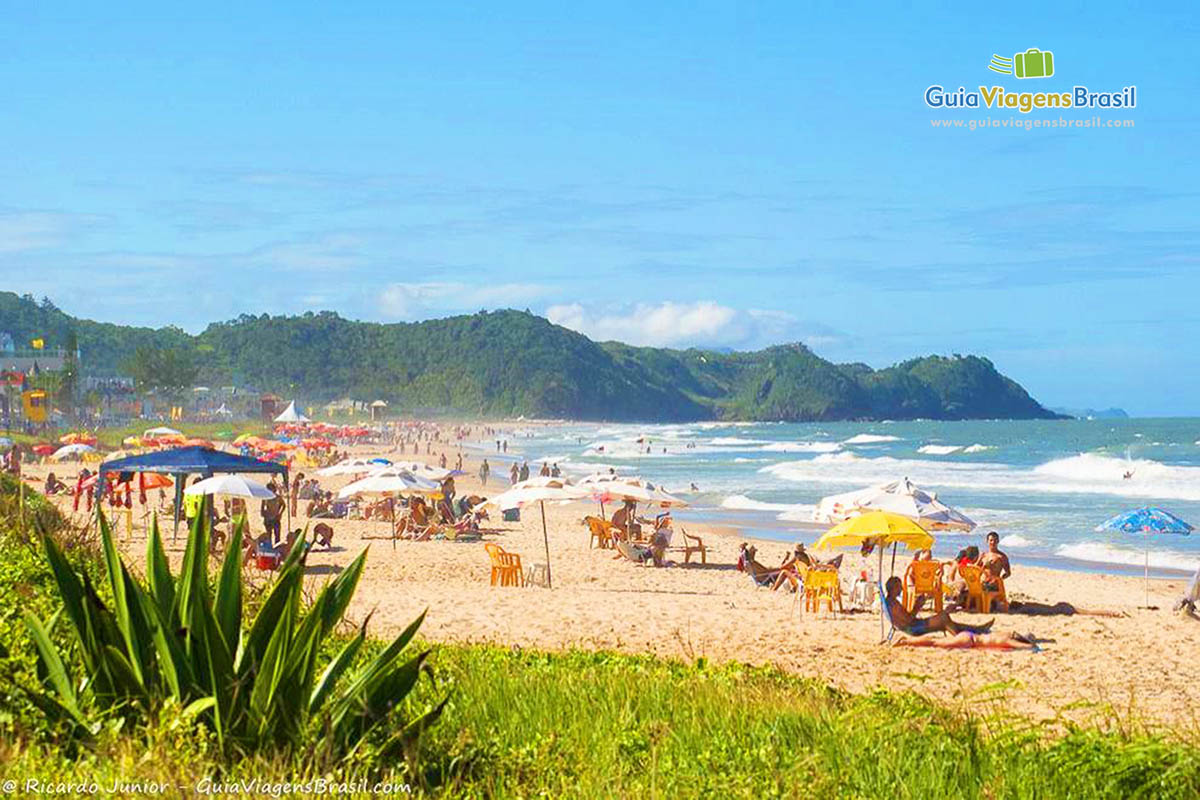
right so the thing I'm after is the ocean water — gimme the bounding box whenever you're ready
[469,418,1200,579]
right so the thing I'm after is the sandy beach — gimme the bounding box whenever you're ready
[23,436,1200,733]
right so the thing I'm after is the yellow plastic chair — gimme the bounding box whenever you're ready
[903,560,945,613]
[957,564,1005,613]
[484,543,525,587]
[584,516,614,549]
[805,568,843,614]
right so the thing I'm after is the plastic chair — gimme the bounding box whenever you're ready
[957,564,1005,613]
[585,515,614,549]
[484,543,525,587]
[678,528,708,564]
[903,560,945,613]
[804,568,843,614]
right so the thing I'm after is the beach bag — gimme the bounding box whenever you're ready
[503,507,520,522]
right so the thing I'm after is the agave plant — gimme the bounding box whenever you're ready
[24,503,444,760]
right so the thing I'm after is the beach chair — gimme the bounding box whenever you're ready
[958,564,1005,613]
[484,543,525,587]
[616,538,653,566]
[585,515,615,549]
[804,567,843,615]
[903,560,945,613]
[878,580,896,643]
[678,528,707,564]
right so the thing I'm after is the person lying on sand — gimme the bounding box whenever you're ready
[893,631,1038,651]
[884,576,993,637]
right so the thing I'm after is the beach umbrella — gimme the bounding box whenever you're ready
[393,461,463,482]
[184,474,276,499]
[814,511,936,640]
[316,457,387,476]
[337,468,440,499]
[51,443,95,460]
[0,437,12,450]
[1096,507,1194,608]
[123,435,143,447]
[813,478,975,531]
[32,444,56,457]
[480,478,589,589]
[144,426,183,437]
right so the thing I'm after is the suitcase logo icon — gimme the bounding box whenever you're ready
[988,48,1055,79]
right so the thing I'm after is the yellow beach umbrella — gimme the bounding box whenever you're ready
[814,511,934,640]
[813,511,934,552]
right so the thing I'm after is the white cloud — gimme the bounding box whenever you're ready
[379,282,548,319]
[0,211,103,253]
[546,300,845,351]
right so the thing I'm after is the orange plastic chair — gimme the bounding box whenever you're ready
[484,543,525,587]
[804,568,843,614]
[903,560,945,613]
[957,564,1005,613]
[585,516,614,549]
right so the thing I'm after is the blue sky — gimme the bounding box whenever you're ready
[2,2,1197,415]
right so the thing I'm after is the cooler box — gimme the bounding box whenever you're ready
[502,507,520,522]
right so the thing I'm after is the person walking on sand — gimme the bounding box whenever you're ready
[479,458,490,486]
[290,472,304,518]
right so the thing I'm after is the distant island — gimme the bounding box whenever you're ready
[0,291,1064,423]
[1050,407,1130,420]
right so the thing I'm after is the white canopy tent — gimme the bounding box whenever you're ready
[144,426,183,437]
[274,400,311,423]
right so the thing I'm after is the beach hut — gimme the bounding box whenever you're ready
[369,399,388,421]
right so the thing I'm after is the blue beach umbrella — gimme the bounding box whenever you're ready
[1096,507,1193,608]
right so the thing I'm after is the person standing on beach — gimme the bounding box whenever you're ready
[519,462,530,482]
[261,483,284,545]
[479,459,490,486]
[510,463,519,484]
[539,462,550,477]
[290,473,304,518]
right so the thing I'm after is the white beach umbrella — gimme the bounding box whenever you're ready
[144,426,183,437]
[316,457,390,476]
[813,478,975,532]
[479,478,588,589]
[393,461,459,482]
[184,474,276,499]
[337,468,440,499]
[51,443,95,460]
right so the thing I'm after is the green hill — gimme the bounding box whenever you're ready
[0,291,1060,422]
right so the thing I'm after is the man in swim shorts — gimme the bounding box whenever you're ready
[884,576,994,637]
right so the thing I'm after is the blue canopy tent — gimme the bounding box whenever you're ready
[99,446,289,541]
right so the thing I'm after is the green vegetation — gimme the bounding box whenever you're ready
[1,478,1197,797]
[1,291,1060,422]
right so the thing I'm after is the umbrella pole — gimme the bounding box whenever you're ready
[1145,548,1150,609]
[540,499,552,589]
[878,544,885,642]
[890,541,897,575]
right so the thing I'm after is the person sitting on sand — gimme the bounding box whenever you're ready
[611,500,642,540]
[945,546,980,606]
[893,630,1037,651]
[976,532,1011,590]
[313,522,335,548]
[43,471,66,495]
[884,576,993,637]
